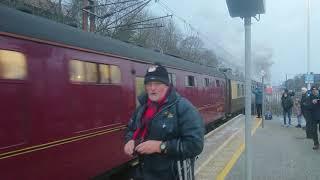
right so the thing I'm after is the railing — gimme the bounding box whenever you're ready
[265,90,302,116]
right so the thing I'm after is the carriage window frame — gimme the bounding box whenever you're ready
[185,75,195,87]
[168,72,176,86]
[110,65,121,84]
[210,78,215,87]
[216,80,220,87]
[85,61,98,83]
[204,78,210,87]
[99,64,110,84]
[241,84,244,96]
[135,77,145,106]
[69,60,98,83]
[0,49,27,81]
[69,59,121,85]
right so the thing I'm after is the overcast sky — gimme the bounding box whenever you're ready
[149,0,320,85]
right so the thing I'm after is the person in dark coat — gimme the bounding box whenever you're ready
[252,87,263,118]
[124,63,204,180]
[281,89,293,127]
[310,86,320,150]
[300,87,312,138]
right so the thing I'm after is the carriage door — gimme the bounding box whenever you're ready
[135,77,145,107]
[225,79,231,115]
[0,50,28,149]
[132,63,148,108]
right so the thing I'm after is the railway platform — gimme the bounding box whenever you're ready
[225,116,320,180]
[195,114,261,180]
[195,115,320,180]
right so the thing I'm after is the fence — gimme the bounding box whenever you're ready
[265,91,282,116]
[265,90,301,116]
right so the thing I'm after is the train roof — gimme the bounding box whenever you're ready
[0,5,227,78]
[226,74,244,82]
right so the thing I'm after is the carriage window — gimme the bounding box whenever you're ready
[185,75,195,87]
[204,78,209,87]
[70,60,85,82]
[69,60,98,83]
[168,73,176,86]
[0,50,27,80]
[110,65,121,84]
[237,84,240,97]
[70,60,121,84]
[85,62,98,82]
[216,80,220,87]
[210,78,215,87]
[241,84,244,96]
[99,64,121,84]
[135,77,145,106]
[99,64,110,83]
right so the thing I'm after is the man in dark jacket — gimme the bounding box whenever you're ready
[124,63,204,180]
[281,90,293,127]
[310,86,320,150]
[300,87,312,138]
[252,87,263,118]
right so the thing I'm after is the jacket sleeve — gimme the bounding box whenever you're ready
[311,97,320,110]
[303,96,313,111]
[124,109,139,143]
[289,98,294,108]
[166,98,205,159]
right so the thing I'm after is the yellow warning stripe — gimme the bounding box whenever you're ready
[0,125,127,160]
[216,118,262,180]
[216,143,245,180]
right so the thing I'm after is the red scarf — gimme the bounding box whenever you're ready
[132,94,167,142]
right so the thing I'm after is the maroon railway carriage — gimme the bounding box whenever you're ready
[0,6,226,180]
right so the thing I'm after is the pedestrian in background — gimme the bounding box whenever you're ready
[252,87,263,118]
[281,89,293,127]
[300,87,312,138]
[294,97,303,128]
[310,86,320,150]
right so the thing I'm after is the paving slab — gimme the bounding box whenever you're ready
[226,116,320,180]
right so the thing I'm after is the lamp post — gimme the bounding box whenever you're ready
[244,17,252,180]
[261,70,265,128]
[306,0,311,90]
[225,1,265,180]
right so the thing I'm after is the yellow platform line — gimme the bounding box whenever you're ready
[215,118,262,180]
[216,143,245,180]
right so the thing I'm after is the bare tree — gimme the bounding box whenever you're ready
[199,49,219,66]
[1,0,222,68]
[93,0,152,35]
[129,14,180,52]
[179,36,204,62]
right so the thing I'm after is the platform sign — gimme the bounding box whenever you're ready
[305,74,314,84]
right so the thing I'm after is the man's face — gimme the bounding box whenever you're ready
[145,81,169,102]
